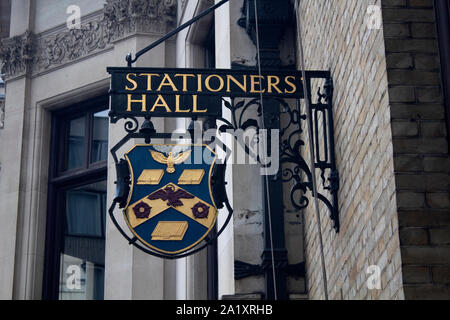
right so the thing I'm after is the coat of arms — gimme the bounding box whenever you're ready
[123,144,217,255]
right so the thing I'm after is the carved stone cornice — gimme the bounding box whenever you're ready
[0,30,36,78]
[33,18,110,75]
[103,0,176,40]
[0,0,177,80]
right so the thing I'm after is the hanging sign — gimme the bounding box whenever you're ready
[107,67,305,118]
[123,143,218,255]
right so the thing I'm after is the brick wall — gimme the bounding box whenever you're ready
[382,0,450,299]
[298,0,404,299]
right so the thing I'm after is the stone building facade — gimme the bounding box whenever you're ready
[0,0,448,300]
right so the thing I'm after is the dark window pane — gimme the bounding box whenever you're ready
[91,110,109,163]
[67,116,85,170]
[66,190,103,237]
[59,181,106,300]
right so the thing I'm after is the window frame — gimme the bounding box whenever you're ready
[42,95,109,300]
[64,188,106,239]
[53,97,109,179]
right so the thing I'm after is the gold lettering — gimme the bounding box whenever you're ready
[192,95,207,113]
[205,74,224,93]
[125,73,138,91]
[139,73,160,91]
[157,74,178,92]
[226,75,247,93]
[250,75,265,93]
[150,95,172,112]
[197,74,203,92]
[267,76,282,94]
[175,95,191,112]
[127,94,146,112]
[284,76,297,94]
[174,74,195,92]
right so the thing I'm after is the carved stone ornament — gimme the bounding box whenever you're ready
[0,0,177,79]
[0,30,36,78]
[103,0,176,40]
[33,20,110,73]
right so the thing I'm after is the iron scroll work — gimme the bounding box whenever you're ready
[107,67,339,259]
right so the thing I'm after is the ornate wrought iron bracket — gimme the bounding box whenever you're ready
[214,75,340,232]
[277,75,339,232]
[311,77,339,231]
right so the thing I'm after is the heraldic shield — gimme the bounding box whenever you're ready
[123,144,218,255]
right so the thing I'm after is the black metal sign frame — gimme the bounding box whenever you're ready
[107,67,305,119]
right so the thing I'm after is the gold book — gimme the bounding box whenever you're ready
[178,169,205,185]
[151,221,188,241]
[137,169,164,185]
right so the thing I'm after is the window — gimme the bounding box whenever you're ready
[43,96,108,300]
[58,108,108,174]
